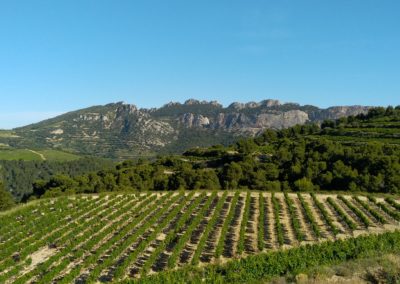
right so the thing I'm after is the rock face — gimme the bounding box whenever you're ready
[256,110,309,129]
[228,99,281,110]
[179,110,309,134]
[12,99,370,159]
[309,106,371,121]
[179,113,210,128]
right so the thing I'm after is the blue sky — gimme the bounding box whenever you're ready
[0,0,399,128]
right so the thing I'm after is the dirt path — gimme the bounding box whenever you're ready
[291,194,316,242]
[138,194,203,276]
[177,194,220,266]
[336,197,366,229]
[317,196,349,234]
[264,193,277,249]
[368,199,398,225]
[350,198,380,227]
[0,196,110,274]
[198,195,233,264]
[222,194,245,258]
[25,196,138,284]
[26,149,46,160]
[5,195,123,283]
[275,193,297,246]
[234,193,247,256]
[244,194,258,254]
[304,195,334,240]
[217,194,244,260]
[94,194,183,281]
[5,191,400,282]
[56,195,156,281]
[5,246,58,284]
[17,246,57,277]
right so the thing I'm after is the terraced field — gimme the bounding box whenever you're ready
[317,118,400,144]
[1,191,399,283]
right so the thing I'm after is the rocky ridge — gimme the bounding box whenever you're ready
[7,99,370,159]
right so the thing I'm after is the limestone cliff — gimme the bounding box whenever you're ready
[11,99,370,159]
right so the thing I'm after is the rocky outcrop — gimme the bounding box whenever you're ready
[261,99,281,107]
[179,110,309,132]
[228,102,246,110]
[309,106,370,121]
[183,99,223,107]
[228,99,281,110]
[13,99,372,159]
[255,110,308,129]
[179,113,210,127]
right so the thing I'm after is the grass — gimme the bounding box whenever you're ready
[37,149,80,161]
[0,149,42,160]
[135,229,400,284]
[0,148,81,161]
[282,253,400,284]
[305,114,400,146]
[0,130,19,138]
[308,134,400,144]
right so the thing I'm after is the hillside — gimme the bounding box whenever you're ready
[0,158,114,202]
[0,107,399,283]
[318,106,400,144]
[0,191,399,283]
[29,106,400,200]
[0,99,370,159]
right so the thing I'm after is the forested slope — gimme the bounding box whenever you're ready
[30,106,400,199]
[0,100,369,159]
[0,158,114,201]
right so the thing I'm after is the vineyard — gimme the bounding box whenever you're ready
[0,191,400,283]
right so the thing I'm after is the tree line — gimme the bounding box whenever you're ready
[26,106,400,200]
[0,158,113,203]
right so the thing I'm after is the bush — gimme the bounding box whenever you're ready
[0,182,14,212]
[294,177,314,191]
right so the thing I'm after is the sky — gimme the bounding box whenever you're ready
[0,0,399,129]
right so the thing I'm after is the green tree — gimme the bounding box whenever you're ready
[221,162,243,189]
[263,163,280,180]
[236,139,257,155]
[294,177,314,191]
[193,170,221,190]
[265,180,281,191]
[168,174,187,190]
[249,170,267,190]
[0,182,15,211]
[153,173,169,191]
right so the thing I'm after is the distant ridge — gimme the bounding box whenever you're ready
[1,99,370,159]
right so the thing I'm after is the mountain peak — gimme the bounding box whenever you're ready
[183,99,222,107]
[260,99,281,107]
[8,98,371,159]
[228,99,281,110]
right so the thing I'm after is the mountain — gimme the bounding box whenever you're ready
[2,99,370,159]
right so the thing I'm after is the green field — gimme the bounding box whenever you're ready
[0,191,399,283]
[35,150,81,161]
[0,149,43,161]
[0,130,19,138]
[0,148,80,161]
[318,111,400,145]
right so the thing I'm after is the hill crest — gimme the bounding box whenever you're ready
[4,99,370,159]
